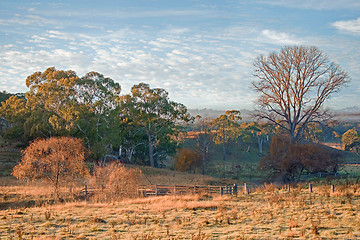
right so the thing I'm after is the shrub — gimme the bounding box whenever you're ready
[90,162,143,201]
[174,148,201,172]
[258,135,340,183]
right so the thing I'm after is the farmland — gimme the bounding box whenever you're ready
[0,141,360,239]
[1,182,360,239]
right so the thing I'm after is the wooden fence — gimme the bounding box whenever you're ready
[79,185,95,199]
[137,184,240,197]
[79,182,347,199]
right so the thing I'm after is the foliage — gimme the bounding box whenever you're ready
[0,96,28,140]
[258,135,340,182]
[12,137,89,197]
[342,129,360,151]
[174,148,201,172]
[240,122,275,155]
[212,110,241,161]
[25,67,80,137]
[253,46,349,143]
[119,83,192,167]
[0,91,14,103]
[74,72,121,159]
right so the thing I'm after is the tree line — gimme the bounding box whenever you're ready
[0,68,191,167]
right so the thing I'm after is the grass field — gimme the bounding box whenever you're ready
[1,144,360,239]
[1,183,360,239]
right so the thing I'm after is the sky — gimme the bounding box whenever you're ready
[0,0,359,110]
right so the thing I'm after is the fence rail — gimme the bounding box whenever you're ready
[79,182,348,199]
[137,184,240,197]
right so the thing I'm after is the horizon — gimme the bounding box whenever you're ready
[0,0,359,110]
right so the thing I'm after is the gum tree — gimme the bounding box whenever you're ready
[119,83,192,167]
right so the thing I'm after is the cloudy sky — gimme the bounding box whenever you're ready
[0,0,359,110]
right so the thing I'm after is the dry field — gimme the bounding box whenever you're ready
[1,182,360,239]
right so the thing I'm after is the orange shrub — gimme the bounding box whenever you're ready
[12,137,89,198]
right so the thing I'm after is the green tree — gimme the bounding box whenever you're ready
[252,46,349,143]
[74,72,121,160]
[25,67,80,137]
[342,129,360,151]
[0,96,28,140]
[1,68,122,161]
[119,83,192,167]
[0,91,14,103]
[240,122,275,155]
[212,110,241,161]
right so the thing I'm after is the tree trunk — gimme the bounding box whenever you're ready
[202,145,208,175]
[148,132,155,167]
[222,143,226,161]
[257,136,263,154]
[118,145,122,158]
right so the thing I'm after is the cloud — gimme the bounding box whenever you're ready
[257,0,360,10]
[37,9,213,20]
[0,1,358,110]
[260,29,302,45]
[332,18,360,34]
[0,15,52,26]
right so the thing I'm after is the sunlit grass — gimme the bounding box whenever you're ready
[1,183,360,239]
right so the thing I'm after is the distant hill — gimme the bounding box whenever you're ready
[333,106,360,121]
[189,106,360,122]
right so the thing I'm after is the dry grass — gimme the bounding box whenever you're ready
[1,181,360,239]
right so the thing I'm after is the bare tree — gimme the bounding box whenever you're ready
[252,46,349,142]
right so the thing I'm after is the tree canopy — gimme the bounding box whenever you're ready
[212,110,242,161]
[342,129,360,151]
[12,137,89,197]
[118,83,192,167]
[252,46,349,143]
[0,68,191,167]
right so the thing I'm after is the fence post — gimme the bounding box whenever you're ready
[309,184,313,193]
[220,187,223,196]
[244,183,248,194]
[331,185,335,193]
[193,185,197,194]
[233,184,237,195]
[84,184,88,199]
[174,185,177,195]
[288,184,291,192]
[155,185,158,196]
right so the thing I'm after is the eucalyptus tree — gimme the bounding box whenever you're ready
[212,110,242,161]
[342,129,360,151]
[119,83,192,167]
[0,68,122,161]
[0,95,28,140]
[74,72,121,159]
[24,67,80,137]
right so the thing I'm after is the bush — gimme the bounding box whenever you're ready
[174,148,201,172]
[90,162,143,202]
[258,135,340,183]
